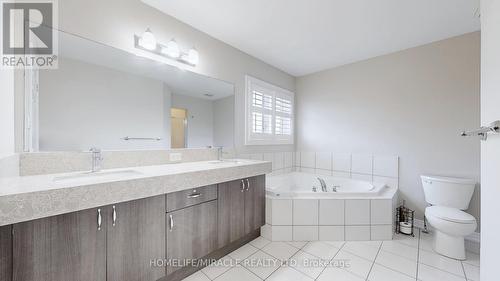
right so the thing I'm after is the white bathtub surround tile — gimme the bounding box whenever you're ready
[375,250,417,278]
[351,154,373,175]
[419,249,465,277]
[417,263,467,281]
[271,199,293,225]
[333,153,351,172]
[462,263,480,281]
[319,199,345,225]
[214,265,261,281]
[345,200,370,225]
[301,241,341,260]
[273,152,285,170]
[263,153,274,168]
[315,169,332,176]
[370,199,393,225]
[332,171,351,178]
[261,224,272,240]
[293,226,318,241]
[373,155,399,178]
[267,266,313,281]
[380,240,418,261]
[463,251,480,267]
[242,250,280,279]
[262,242,300,261]
[287,241,308,249]
[183,271,211,281]
[317,267,365,281]
[345,226,371,241]
[351,173,373,181]
[250,236,271,249]
[294,152,301,167]
[370,225,393,240]
[343,241,380,261]
[367,264,415,281]
[271,226,293,241]
[266,197,272,224]
[300,152,315,168]
[202,255,236,279]
[291,250,327,279]
[284,152,293,168]
[319,226,345,241]
[315,152,332,170]
[229,243,259,262]
[335,250,373,279]
[293,200,319,225]
[373,176,399,189]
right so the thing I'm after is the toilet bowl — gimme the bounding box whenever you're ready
[421,175,476,260]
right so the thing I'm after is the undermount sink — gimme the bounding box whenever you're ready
[208,159,244,165]
[53,169,143,182]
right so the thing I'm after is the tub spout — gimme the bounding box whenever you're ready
[317,177,328,192]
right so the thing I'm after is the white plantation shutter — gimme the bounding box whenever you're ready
[246,76,294,145]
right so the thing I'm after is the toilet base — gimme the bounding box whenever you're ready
[433,230,466,260]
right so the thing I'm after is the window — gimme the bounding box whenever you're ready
[245,75,294,145]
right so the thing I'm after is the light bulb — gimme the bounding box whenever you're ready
[187,48,199,65]
[162,39,180,58]
[139,28,156,50]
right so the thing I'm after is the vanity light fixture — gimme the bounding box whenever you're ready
[134,29,199,66]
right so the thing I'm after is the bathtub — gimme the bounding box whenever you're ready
[262,172,398,242]
[266,172,387,198]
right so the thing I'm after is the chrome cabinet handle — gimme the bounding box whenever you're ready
[241,179,245,192]
[97,208,102,230]
[246,178,250,191]
[112,205,117,227]
[187,190,202,198]
[169,214,174,232]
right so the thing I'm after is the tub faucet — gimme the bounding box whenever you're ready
[89,147,103,173]
[317,177,328,192]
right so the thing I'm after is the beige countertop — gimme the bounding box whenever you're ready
[0,159,271,226]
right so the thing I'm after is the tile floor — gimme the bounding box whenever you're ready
[182,230,480,281]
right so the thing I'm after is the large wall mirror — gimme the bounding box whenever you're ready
[23,30,235,151]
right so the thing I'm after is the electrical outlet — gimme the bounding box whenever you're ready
[169,153,182,162]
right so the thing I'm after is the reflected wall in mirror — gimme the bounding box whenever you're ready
[24,30,235,151]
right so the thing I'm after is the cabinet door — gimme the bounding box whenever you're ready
[166,200,218,276]
[1,225,12,281]
[218,179,246,247]
[244,175,266,233]
[12,208,106,281]
[106,195,165,281]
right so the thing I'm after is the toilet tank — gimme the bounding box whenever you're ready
[421,175,476,210]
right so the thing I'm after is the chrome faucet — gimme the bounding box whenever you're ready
[216,146,223,161]
[89,147,103,172]
[317,177,328,192]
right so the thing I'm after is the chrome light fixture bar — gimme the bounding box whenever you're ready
[134,29,199,66]
[461,120,500,141]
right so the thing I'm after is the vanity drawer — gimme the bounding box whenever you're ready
[166,185,217,212]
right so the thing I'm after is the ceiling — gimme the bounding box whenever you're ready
[142,0,480,76]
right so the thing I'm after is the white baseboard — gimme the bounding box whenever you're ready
[414,219,480,253]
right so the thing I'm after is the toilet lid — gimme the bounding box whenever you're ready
[426,206,476,224]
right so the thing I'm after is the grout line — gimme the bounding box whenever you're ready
[314,240,347,280]
[416,229,420,280]
[460,261,468,281]
[364,240,383,281]
[199,269,213,280]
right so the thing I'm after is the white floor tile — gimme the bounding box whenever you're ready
[381,240,418,261]
[287,241,307,249]
[301,241,340,260]
[229,244,259,262]
[462,263,480,281]
[201,255,236,280]
[266,266,313,281]
[463,251,480,267]
[182,271,211,281]
[343,241,380,261]
[419,249,465,277]
[375,250,417,277]
[250,236,271,249]
[262,242,300,260]
[290,251,326,279]
[322,240,346,248]
[317,267,365,281]
[242,250,280,279]
[368,264,415,281]
[419,231,435,252]
[335,249,373,279]
[214,266,261,281]
[418,263,467,281]
[393,233,419,248]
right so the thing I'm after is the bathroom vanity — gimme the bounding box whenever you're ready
[0,160,270,281]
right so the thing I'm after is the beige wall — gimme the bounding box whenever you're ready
[52,0,295,153]
[296,32,481,224]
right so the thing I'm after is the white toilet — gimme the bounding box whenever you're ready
[421,175,477,260]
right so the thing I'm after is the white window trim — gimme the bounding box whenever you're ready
[245,75,294,145]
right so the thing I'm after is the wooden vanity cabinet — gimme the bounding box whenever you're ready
[218,175,265,247]
[0,225,12,281]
